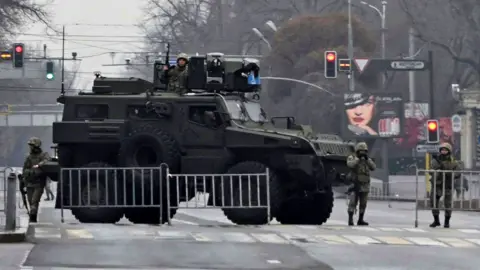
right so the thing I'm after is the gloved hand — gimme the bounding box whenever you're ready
[19,180,26,194]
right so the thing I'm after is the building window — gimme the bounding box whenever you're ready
[75,104,109,120]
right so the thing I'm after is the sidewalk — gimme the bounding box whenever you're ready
[0,192,31,243]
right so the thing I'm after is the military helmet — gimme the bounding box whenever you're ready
[177,53,188,62]
[355,142,368,151]
[439,142,452,152]
[27,137,42,147]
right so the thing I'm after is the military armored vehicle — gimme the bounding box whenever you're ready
[49,52,354,225]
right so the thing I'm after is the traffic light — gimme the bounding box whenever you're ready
[338,59,352,72]
[0,51,12,61]
[324,51,337,78]
[46,61,54,80]
[12,43,24,68]
[426,119,439,143]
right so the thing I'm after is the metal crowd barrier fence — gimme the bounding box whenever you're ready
[59,165,168,223]
[415,168,480,227]
[165,167,271,225]
[59,164,271,225]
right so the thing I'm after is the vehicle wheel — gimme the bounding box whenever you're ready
[70,162,124,223]
[222,161,282,225]
[119,125,182,224]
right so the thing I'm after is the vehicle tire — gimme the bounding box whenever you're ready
[222,161,282,225]
[118,125,181,225]
[70,162,124,223]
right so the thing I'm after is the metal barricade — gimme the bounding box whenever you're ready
[415,168,480,227]
[59,164,168,223]
[165,167,271,225]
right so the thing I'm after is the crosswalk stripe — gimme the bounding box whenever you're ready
[352,227,378,232]
[378,227,404,232]
[251,233,289,244]
[342,235,381,245]
[34,228,61,238]
[406,237,447,247]
[375,236,412,245]
[464,239,480,245]
[155,231,189,239]
[280,233,311,242]
[222,232,256,243]
[404,228,426,233]
[437,238,475,248]
[458,229,480,234]
[66,229,94,239]
[314,234,352,244]
[191,232,214,242]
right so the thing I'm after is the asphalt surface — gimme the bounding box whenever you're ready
[3,181,480,269]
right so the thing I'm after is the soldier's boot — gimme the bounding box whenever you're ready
[444,216,451,228]
[29,213,37,223]
[357,213,369,226]
[348,212,354,226]
[429,214,441,228]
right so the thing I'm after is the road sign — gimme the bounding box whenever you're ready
[389,60,426,71]
[416,144,439,153]
[354,58,370,73]
[451,114,461,132]
[338,59,351,72]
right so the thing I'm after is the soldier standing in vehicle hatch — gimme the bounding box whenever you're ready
[163,53,189,95]
[346,142,376,226]
[429,142,460,228]
[22,137,51,222]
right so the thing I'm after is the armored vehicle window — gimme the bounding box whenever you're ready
[75,104,108,120]
[188,105,217,126]
[127,106,159,119]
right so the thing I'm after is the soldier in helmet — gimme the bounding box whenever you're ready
[163,53,189,95]
[430,142,461,228]
[22,137,51,222]
[346,142,376,226]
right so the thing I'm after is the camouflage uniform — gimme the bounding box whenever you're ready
[22,137,51,222]
[347,142,376,226]
[430,142,460,228]
[166,53,189,95]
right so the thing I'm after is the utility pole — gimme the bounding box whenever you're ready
[380,1,387,86]
[348,0,355,91]
[408,27,416,116]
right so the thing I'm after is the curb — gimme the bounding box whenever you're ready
[0,214,31,243]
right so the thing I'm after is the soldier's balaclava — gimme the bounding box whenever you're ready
[439,142,452,161]
[355,142,368,157]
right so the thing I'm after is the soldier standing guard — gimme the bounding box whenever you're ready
[347,142,376,226]
[163,53,189,95]
[22,137,51,222]
[429,142,460,228]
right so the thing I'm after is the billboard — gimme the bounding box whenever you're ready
[342,92,404,138]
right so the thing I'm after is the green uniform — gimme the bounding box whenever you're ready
[166,53,189,95]
[347,142,376,226]
[22,137,50,222]
[429,142,460,228]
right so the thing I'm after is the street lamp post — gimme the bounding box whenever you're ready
[252,28,272,50]
[361,0,387,85]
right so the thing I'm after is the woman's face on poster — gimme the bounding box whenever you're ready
[346,96,374,127]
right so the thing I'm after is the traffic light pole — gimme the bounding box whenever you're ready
[61,25,65,95]
[425,50,435,197]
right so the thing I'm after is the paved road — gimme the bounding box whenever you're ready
[5,182,479,269]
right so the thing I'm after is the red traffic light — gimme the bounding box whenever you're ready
[15,46,23,53]
[427,121,437,131]
[326,53,336,62]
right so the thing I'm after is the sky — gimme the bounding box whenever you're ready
[16,0,148,90]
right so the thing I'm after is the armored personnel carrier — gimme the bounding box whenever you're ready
[49,52,354,225]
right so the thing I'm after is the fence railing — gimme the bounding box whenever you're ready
[59,164,271,225]
[414,168,480,227]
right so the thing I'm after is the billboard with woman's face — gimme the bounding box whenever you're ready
[342,92,404,138]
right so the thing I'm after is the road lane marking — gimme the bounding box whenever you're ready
[34,228,61,238]
[314,234,352,244]
[437,237,475,248]
[378,227,404,232]
[222,232,256,243]
[458,229,480,234]
[191,232,216,242]
[66,229,94,239]
[375,236,412,245]
[352,227,378,232]
[464,238,480,245]
[406,237,447,247]
[403,228,426,233]
[342,235,381,245]
[171,218,198,225]
[251,233,289,244]
[155,231,189,239]
[267,260,281,264]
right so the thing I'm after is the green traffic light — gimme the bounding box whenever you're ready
[46,73,54,80]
